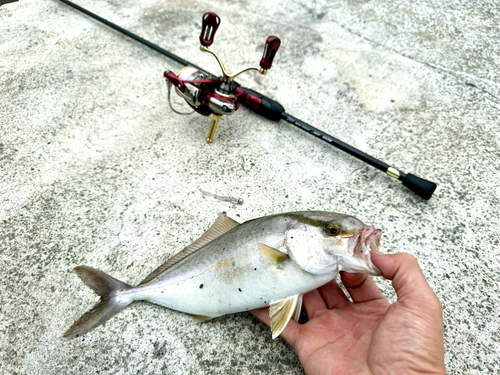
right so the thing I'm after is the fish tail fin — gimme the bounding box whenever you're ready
[63,266,134,339]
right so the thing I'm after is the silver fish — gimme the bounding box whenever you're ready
[64,211,382,339]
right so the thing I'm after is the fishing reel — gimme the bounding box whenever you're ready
[164,12,280,142]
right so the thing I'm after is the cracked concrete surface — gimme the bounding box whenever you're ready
[1,0,499,374]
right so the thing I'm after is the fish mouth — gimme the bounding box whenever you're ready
[363,228,381,253]
[347,227,382,276]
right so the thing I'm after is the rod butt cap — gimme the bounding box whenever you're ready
[401,173,437,200]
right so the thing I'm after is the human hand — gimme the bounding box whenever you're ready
[251,251,446,375]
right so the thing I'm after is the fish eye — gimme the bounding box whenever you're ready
[325,224,340,236]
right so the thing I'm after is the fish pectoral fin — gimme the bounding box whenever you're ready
[187,313,212,323]
[269,295,300,339]
[257,243,289,268]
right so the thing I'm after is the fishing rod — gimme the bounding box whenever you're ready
[58,0,437,200]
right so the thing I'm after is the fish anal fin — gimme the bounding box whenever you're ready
[269,295,299,339]
[187,314,212,323]
[139,214,240,285]
[257,243,289,268]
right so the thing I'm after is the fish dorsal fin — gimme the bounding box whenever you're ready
[257,243,289,268]
[139,214,240,285]
[269,295,300,339]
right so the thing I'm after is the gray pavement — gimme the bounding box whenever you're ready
[1,0,499,374]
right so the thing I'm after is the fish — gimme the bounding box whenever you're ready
[63,211,382,339]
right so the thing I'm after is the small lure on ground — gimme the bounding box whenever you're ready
[64,211,382,339]
[198,188,243,205]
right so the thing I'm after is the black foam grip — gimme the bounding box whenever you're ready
[237,86,284,121]
[401,173,437,200]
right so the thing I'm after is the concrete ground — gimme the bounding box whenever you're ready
[1,0,499,373]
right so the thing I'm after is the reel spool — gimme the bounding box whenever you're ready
[164,12,280,143]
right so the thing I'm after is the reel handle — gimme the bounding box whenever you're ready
[200,12,220,47]
[260,36,281,70]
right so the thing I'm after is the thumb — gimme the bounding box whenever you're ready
[371,251,439,303]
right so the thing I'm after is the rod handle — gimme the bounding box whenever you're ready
[200,12,220,47]
[234,86,285,121]
[401,173,437,200]
[260,36,281,70]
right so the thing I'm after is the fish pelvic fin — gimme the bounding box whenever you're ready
[292,294,303,322]
[269,294,301,339]
[63,266,133,339]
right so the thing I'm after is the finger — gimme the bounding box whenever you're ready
[371,251,440,304]
[317,279,350,309]
[302,289,327,319]
[250,307,300,347]
[340,272,388,304]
